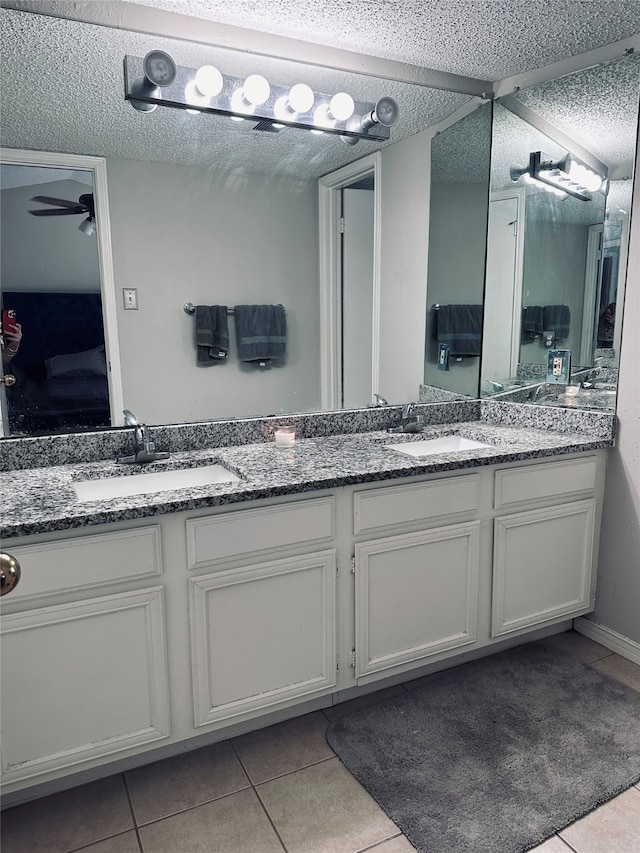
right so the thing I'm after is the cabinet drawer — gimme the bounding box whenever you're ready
[494,456,599,510]
[7,526,162,601]
[353,475,479,535]
[186,497,335,569]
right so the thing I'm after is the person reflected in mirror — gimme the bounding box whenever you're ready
[597,303,615,348]
[1,321,22,367]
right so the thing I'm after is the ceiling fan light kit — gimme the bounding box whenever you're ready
[28,192,96,236]
[123,52,399,142]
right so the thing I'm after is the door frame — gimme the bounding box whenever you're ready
[0,148,123,433]
[318,152,381,410]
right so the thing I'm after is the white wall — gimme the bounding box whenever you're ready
[590,146,640,645]
[106,159,321,424]
[1,179,100,292]
[519,219,588,364]
[378,130,430,403]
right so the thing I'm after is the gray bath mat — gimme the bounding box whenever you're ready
[326,643,640,853]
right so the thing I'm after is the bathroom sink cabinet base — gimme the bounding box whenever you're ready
[0,451,606,803]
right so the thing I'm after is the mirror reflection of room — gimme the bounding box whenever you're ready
[480,53,640,411]
[0,165,111,434]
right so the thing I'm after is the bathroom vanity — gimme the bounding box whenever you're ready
[0,414,610,803]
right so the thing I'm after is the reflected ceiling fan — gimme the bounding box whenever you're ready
[29,192,96,235]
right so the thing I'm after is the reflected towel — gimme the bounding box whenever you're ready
[436,304,483,357]
[543,304,571,341]
[195,305,229,364]
[523,306,543,339]
[234,304,286,363]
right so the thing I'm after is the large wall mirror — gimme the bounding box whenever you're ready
[0,5,484,436]
[1,6,639,437]
[480,52,640,411]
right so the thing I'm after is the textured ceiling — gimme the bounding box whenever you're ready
[133,0,640,80]
[0,2,639,180]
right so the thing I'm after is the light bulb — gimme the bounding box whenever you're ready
[288,83,314,113]
[195,65,223,97]
[231,87,254,116]
[314,104,335,129]
[184,80,210,113]
[243,74,270,106]
[329,92,355,121]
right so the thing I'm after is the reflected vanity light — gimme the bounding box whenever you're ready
[510,150,606,201]
[124,52,399,141]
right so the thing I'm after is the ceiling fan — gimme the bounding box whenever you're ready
[29,192,96,235]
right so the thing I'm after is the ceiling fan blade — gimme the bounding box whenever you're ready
[30,195,83,209]
[29,208,82,216]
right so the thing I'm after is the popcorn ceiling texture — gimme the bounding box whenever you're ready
[135,0,640,79]
[0,9,470,178]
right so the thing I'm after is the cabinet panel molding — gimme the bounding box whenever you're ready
[190,551,337,726]
[494,456,598,510]
[491,499,596,636]
[355,521,480,680]
[1,586,170,785]
[353,475,479,535]
[7,526,162,602]
[186,498,335,569]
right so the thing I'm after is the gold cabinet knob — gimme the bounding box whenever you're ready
[1,374,16,387]
[0,553,21,596]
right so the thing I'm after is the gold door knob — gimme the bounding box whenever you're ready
[1,374,16,387]
[0,553,21,596]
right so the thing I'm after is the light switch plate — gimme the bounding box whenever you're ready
[546,348,571,384]
[123,288,138,310]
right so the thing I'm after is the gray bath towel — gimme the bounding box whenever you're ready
[195,305,229,365]
[234,304,286,363]
[543,304,571,341]
[435,304,483,357]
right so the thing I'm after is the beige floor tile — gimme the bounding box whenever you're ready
[0,775,133,853]
[137,787,284,853]
[80,831,141,852]
[232,710,334,783]
[323,685,407,720]
[540,629,613,663]
[590,653,640,692]
[366,834,418,852]
[527,834,573,852]
[256,756,398,853]
[559,786,640,853]
[125,741,249,825]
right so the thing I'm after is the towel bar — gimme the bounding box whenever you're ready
[183,302,286,316]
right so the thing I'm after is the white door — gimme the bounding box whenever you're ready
[482,192,524,387]
[342,188,375,408]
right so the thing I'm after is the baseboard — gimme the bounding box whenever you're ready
[574,617,640,665]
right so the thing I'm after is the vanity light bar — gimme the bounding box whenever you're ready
[510,150,606,202]
[123,54,398,142]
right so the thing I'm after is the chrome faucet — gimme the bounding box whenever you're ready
[117,409,170,464]
[388,402,424,434]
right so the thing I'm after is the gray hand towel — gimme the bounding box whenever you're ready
[523,306,544,339]
[543,304,571,341]
[234,304,286,363]
[195,305,229,365]
[435,304,483,357]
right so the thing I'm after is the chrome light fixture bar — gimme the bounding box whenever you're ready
[510,150,606,202]
[124,53,399,142]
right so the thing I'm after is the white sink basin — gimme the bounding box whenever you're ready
[73,464,241,502]
[387,436,495,457]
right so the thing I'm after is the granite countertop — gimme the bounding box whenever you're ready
[1,421,612,539]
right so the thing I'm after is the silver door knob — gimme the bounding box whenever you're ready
[1,374,16,387]
[0,553,21,596]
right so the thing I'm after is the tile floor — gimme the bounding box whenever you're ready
[2,630,639,853]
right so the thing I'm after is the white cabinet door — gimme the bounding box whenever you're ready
[354,521,480,682]
[492,499,596,637]
[190,551,336,727]
[1,587,170,787]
